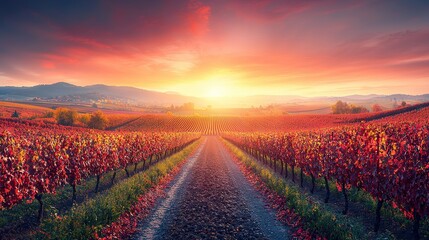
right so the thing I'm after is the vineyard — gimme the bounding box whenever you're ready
[114,114,370,134]
[114,104,429,134]
[1,104,429,239]
[0,118,199,227]
[2,0,429,238]
[222,121,429,239]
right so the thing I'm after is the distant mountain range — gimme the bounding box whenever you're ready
[0,82,199,106]
[0,82,428,108]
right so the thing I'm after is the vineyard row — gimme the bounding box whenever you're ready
[223,122,429,239]
[0,120,200,222]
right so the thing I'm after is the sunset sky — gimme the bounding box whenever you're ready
[1,0,429,98]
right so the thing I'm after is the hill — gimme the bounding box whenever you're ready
[0,82,198,106]
[0,101,53,119]
[1,82,429,110]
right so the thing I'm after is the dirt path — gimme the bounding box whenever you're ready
[133,136,289,240]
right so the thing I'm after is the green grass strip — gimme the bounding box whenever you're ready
[223,139,367,240]
[37,140,201,240]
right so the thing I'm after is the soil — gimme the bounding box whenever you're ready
[134,136,288,240]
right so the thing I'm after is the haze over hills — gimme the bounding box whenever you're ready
[0,82,199,106]
[0,82,429,109]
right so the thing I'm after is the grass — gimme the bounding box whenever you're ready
[223,139,367,240]
[30,139,199,239]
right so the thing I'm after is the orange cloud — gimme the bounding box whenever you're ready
[1,0,429,98]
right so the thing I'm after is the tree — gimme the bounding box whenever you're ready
[332,101,368,114]
[350,105,369,113]
[87,111,108,130]
[332,101,351,114]
[182,102,194,111]
[42,111,54,118]
[401,101,407,107]
[372,104,383,112]
[55,108,77,126]
[11,110,19,118]
[79,114,90,125]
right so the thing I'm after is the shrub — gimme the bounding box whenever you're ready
[79,114,90,125]
[88,111,108,130]
[42,111,54,118]
[55,108,78,126]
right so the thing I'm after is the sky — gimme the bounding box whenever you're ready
[1,0,429,98]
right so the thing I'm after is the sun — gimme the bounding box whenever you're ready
[200,75,231,98]
[206,85,226,98]
[171,70,243,103]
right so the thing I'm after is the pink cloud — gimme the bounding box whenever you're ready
[333,29,429,72]
[2,0,429,96]
[40,60,56,69]
[187,0,211,36]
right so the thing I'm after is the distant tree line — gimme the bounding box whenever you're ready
[333,100,408,114]
[54,108,108,129]
[168,102,194,112]
[332,100,369,114]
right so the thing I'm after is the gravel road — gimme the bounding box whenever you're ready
[133,136,289,240]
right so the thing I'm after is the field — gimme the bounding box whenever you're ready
[0,101,53,119]
[3,1,429,239]
[114,114,367,133]
[1,102,429,240]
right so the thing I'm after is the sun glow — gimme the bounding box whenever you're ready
[206,85,225,98]
[167,70,278,105]
[200,74,234,98]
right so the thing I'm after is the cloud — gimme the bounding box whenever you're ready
[222,0,364,22]
[331,29,429,77]
[0,0,211,85]
[187,0,211,36]
[1,0,429,97]
[225,0,319,21]
[339,29,429,60]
